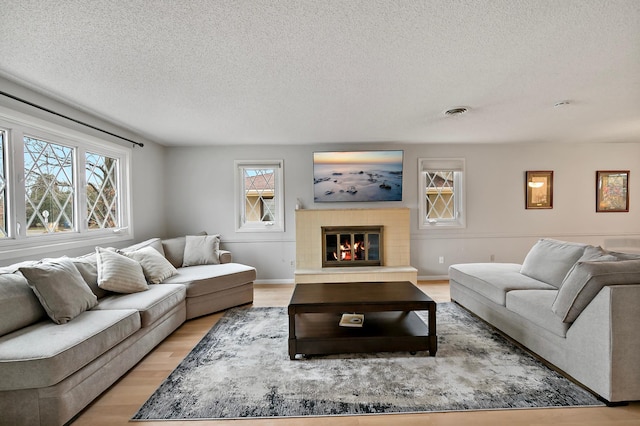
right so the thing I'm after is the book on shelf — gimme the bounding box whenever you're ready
[339,313,364,327]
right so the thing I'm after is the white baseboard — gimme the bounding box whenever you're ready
[255,276,449,284]
[418,275,449,281]
[254,279,295,285]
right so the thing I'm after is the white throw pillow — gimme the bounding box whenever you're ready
[124,246,177,284]
[162,231,208,268]
[182,234,220,267]
[96,247,148,293]
[19,257,98,324]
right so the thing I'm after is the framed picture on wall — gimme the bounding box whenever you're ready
[525,171,553,209]
[313,150,403,202]
[596,170,629,212]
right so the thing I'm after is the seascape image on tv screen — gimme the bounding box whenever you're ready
[313,150,403,202]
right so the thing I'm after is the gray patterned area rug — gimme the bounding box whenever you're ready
[133,303,603,420]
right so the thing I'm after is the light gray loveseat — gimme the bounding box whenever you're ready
[0,234,256,426]
[449,238,640,404]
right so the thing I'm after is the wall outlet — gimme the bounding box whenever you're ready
[438,256,445,264]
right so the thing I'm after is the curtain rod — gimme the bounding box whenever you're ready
[0,90,144,148]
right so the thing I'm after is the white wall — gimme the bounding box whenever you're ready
[406,142,640,277]
[3,75,637,276]
[165,141,640,282]
[0,77,168,263]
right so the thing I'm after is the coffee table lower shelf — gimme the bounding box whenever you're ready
[288,311,436,359]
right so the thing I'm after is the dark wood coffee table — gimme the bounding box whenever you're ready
[287,281,437,359]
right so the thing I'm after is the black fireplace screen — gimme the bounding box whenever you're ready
[322,226,382,267]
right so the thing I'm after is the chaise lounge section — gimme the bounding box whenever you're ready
[449,238,640,403]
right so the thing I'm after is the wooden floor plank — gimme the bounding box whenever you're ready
[71,281,640,426]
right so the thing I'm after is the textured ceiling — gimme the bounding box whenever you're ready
[1,0,639,146]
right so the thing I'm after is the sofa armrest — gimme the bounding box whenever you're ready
[219,250,232,264]
[567,283,640,401]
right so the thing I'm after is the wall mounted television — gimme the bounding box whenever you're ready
[313,150,403,202]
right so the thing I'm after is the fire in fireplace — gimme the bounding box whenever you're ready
[322,226,382,267]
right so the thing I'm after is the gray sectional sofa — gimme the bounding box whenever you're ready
[449,238,640,404]
[0,234,256,426]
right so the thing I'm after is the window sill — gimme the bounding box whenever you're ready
[236,224,285,233]
[419,221,466,230]
[0,232,133,264]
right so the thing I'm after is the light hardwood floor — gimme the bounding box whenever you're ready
[72,282,640,426]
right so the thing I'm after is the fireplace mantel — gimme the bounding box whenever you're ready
[295,208,417,284]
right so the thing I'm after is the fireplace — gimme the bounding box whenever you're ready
[322,226,383,267]
[295,208,416,284]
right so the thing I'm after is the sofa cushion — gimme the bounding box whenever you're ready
[93,284,185,327]
[182,234,220,267]
[448,263,556,305]
[123,246,178,284]
[96,247,148,293]
[552,259,640,323]
[506,290,570,337]
[19,258,99,324]
[162,263,257,298]
[0,273,46,337]
[0,309,140,390]
[520,239,589,288]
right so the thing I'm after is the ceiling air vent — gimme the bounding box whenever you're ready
[554,100,571,108]
[444,107,468,116]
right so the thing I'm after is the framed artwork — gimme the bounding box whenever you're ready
[596,170,629,212]
[525,171,553,209]
[313,150,403,202]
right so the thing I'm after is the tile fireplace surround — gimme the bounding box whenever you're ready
[295,208,417,284]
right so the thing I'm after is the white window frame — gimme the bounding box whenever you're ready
[0,105,132,260]
[234,159,284,233]
[418,157,465,229]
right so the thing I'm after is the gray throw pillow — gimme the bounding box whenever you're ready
[577,245,616,262]
[96,247,148,293]
[19,258,98,324]
[71,255,109,299]
[0,273,46,335]
[124,246,178,284]
[161,236,186,268]
[606,250,640,260]
[182,234,220,267]
[552,259,640,323]
[520,239,588,288]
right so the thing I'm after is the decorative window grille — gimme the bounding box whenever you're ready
[418,158,465,229]
[0,112,131,257]
[425,171,455,220]
[24,136,75,234]
[0,130,6,238]
[235,160,284,232]
[86,152,119,230]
